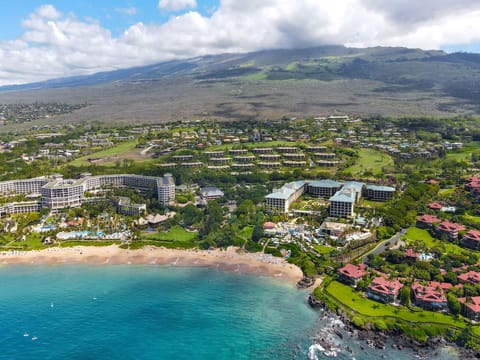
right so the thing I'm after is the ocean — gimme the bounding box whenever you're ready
[0,265,461,360]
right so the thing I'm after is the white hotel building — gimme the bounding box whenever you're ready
[0,174,175,216]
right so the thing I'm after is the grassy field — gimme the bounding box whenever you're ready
[345,148,394,176]
[463,214,480,225]
[325,281,466,327]
[70,140,141,166]
[314,244,335,254]
[402,227,465,255]
[237,226,254,240]
[145,225,198,242]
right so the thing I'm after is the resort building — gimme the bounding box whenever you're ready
[306,146,328,152]
[258,162,281,169]
[229,149,248,155]
[265,181,305,213]
[435,220,466,241]
[416,214,441,229]
[342,181,365,202]
[233,155,256,163]
[283,160,307,167]
[0,174,175,216]
[209,157,231,165]
[329,189,356,218]
[276,147,297,153]
[116,197,147,216]
[314,153,336,159]
[283,153,306,160]
[457,271,480,285]
[337,263,366,286]
[366,277,403,304]
[306,179,343,198]
[318,221,350,239]
[232,163,255,170]
[259,154,281,161]
[462,230,480,250]
[204,151,224,157]
[316,160,339,167]
[200,186,224,201]
[458,296,480,321]
[252,148,273,154]
[180,162,203,168]
[172,155,194,161]
[364,185,395,201]
[412,282,448,311]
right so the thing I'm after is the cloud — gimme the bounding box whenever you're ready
[115,7,138,16]
[158,0,197,12]
[1,1,480,85]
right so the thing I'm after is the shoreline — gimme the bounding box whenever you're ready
[0,245,304,286]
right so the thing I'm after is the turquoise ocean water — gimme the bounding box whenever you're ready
[0,265,461,360]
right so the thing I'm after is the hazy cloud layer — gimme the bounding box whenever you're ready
[1,0,480,85]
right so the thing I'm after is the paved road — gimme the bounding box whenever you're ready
[362,228,407,264]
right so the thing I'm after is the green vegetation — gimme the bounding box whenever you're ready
[403,227,464,255]
[70,140,139,166]
[204,140,297,151]
[144,226,198,242]
[325,280,467,328]
[314,245,335,254]
[345,148,393,176]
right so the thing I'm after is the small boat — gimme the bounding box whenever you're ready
[31,336,38,341]
[23,333,29,337]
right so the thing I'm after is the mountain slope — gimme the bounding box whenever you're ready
[0,45,478,128]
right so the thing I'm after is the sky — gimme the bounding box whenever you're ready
[0,0,480,86]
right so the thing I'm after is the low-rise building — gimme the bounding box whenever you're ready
[462,230,480,250]
[337,263,366,286]
[117,197,146,216]
[200,186,224,201]
[435,220,466,241]
[458,270,480,285]
[412,282,448,311]
[416,214,441,229]
[367,277,403,304]
[458,296,480,321]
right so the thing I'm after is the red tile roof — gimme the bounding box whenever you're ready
[458,271,480,284]
[458,296,480,314]
[427,281,452,290]
[416,214,441,224]
[368,277,403,296]
[437,220,466,233]
[426,179,439,185]
[428,202,443,210]
[338,263,366,279]
[263,222,277,230]
[464,230,480,242]
[405,248,419,258]
[412,282,447,303]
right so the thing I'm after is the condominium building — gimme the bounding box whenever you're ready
[329,189,356,218]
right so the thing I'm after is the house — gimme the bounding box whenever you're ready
[412,282,448,311]
[458,296,480,321]
[457,270,480,285]
[366,277,403,304]
[404,248,419,262]
[462,230,480,251]
[435,220,466,241]
[428,202,443,210]
[337,263,366,286]
[416,214,441,229]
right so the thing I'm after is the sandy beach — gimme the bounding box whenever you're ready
[0,245,305,285]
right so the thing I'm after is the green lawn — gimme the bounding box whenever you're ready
[403,227,465,255]
[439,187,456,196]
[345,148,394,176]
[325,281,466,327]
[145,225,198,242]
[70,140,139,166]
[314,245,335,254]
[463,214,480,225]
[238,226,254,240]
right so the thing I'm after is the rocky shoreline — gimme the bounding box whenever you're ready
[308,294,480,359]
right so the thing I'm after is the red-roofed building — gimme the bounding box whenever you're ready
[428,202,443,210]
[366,277,403,304]
[458,271,480,285]
[465,176,480,193]
[416,214,441,229]
[337,263,366,286]
[426,179,439,185]
[458,296,480,321]
[462,230,480,251]
[405,248,419,261]
[435,220,466,241]
[263,222,277,230]
[412,282,448,311]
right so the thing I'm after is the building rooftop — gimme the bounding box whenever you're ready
[308,179,343,188]
[330,189,355,203]
[338,263,366,279]
[366,184,395,192]
[458,296,480,314]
